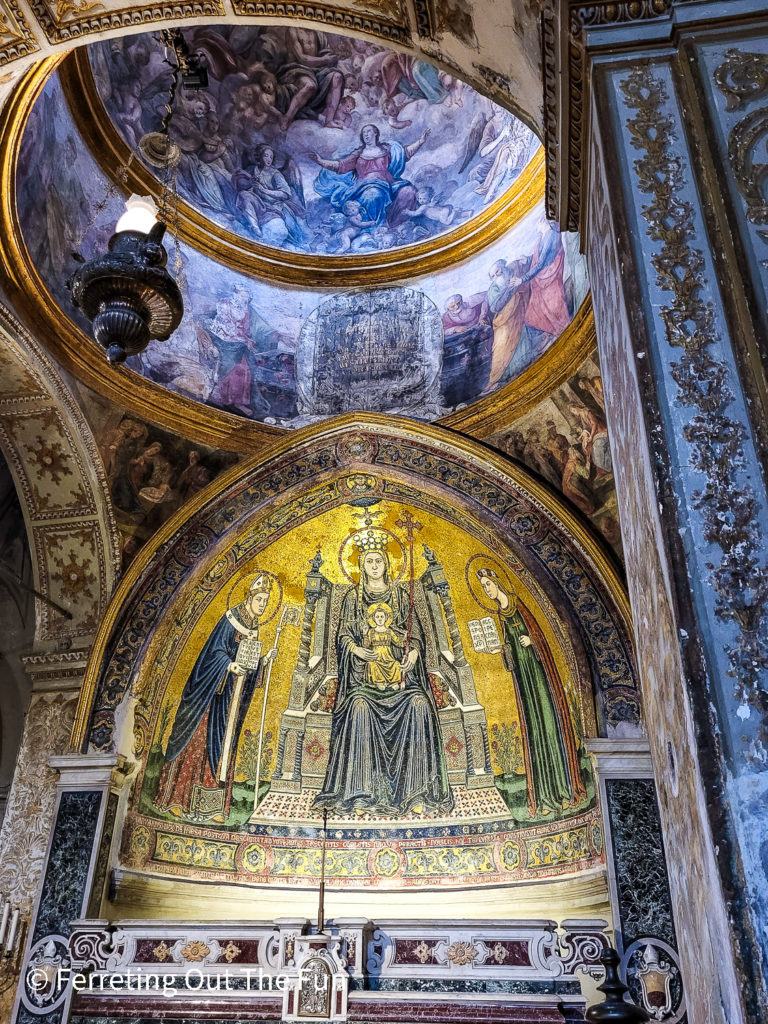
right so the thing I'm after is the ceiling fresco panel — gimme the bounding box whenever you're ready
[10,54,589,431]
[89,27,538,258]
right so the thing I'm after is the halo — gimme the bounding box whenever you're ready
[338,529,406,583]
[226,570,283,625]
[465,553,518,613]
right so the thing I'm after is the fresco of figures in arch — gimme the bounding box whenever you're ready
[81,386,241,568]
[137,496,596,847]
[90,26,539,255]
[489,350,621,557]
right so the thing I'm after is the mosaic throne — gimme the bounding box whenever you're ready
[269,546,495,797]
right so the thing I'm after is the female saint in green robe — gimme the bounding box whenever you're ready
[478,568,586,817]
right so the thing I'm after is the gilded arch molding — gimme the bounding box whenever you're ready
[0,301,121,644]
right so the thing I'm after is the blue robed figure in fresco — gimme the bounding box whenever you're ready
[311,124,430,229]
[314,544,453,816]
[155,575,276,822]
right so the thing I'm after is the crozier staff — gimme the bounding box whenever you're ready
[155,574,277,822]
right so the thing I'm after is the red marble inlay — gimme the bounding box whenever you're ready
[72,991,577,1022]
[216,938,262,963]
[349,999,574,1023]
[475,940,532,967]
[392,938,440,965]
[71,993,282,1018]
[131,939,177,963]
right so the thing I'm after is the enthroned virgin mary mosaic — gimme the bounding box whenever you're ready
[128,483,601,888]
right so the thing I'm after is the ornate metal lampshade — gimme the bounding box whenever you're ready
[68,29,207,366]
[69,195,183,365]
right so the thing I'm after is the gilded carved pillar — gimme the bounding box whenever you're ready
[544,2,768,1021]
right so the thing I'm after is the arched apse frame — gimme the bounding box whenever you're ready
[71,412,638,757]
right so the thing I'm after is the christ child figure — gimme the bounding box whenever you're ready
[364,602,405,690]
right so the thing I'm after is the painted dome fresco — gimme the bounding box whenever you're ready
[90,27,539,256]
[10,26,589,433]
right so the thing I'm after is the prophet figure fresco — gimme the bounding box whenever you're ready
[155,574,278,822]
[196,285,296,420]
[474,567,587,817]
[314,546,453,816]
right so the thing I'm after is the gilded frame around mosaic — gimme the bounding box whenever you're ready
[68,419,636,892]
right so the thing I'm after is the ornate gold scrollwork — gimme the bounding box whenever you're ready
[715,48,768,225]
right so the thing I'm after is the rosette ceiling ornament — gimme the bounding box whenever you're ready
[68,30,207,364]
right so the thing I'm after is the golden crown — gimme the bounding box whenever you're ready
[353,528,389,553]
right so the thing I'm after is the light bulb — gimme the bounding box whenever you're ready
[115,194,159,235]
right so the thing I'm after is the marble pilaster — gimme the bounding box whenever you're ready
[571,3,768,1020]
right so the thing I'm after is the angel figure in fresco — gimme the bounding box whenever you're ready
[476,568,587,818]
[314,543,453,817]
[311,123,430,229]
[154,574,278,823]
[171,92,237,219]
[460,109,530,198]
[233,144,306,246]
[331,200,378,252]
[225,71,284,137]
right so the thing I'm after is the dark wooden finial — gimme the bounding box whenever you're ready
[585,947,650,1022]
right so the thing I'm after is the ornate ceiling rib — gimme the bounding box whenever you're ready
[0,303,120,645]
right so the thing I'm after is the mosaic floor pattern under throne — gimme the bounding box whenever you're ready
[253,784,512,826]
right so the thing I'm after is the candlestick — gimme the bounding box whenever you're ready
[5,909,19,954]
[0,901,9,948]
